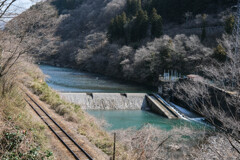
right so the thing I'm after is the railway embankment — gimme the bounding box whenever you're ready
[23,86,108,160]
[27,77,134,159]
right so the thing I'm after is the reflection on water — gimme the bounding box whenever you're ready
[39,65,205,130]
[39,65,155,93]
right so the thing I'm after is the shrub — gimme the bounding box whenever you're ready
[225,14,235,35]
[0,130,52,160]
[0,86,52,160]
[212,44,227,62]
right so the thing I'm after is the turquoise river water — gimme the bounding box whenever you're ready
[39,64,204,131]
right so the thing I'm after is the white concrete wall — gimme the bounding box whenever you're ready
[60,93,147,110]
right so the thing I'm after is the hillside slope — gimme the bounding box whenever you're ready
[5,0,235,85]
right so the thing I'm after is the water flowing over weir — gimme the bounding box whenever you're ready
[60,92,203,121]
[39,65,206,130]
[60,93,148,110]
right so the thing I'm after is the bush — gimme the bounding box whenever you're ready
[1,131,24,151]
[212,44,227,62]
[0,86,52,160]
[1,130,52,160]
[225,14,235,35]
[31,81,64,108]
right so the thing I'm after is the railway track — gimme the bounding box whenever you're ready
[24,93,93,160]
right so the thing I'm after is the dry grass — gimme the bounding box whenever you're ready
[115,125,240,160]
[0,34,53,159]
[29,77,131,158]
[0,86,53,159]
[31,79,84,122]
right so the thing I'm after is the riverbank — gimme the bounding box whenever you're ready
[20,63,239,159]
[28,79,239,159]
[39,65,200,130]
[27,69,134,159]
[23,84,110,159]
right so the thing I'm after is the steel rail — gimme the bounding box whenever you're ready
[25,93,93,160]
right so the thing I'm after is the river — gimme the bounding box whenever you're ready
[39,64,155,93]
[39,64,204,131]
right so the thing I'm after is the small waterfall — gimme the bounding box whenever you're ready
[60,93,147,110]
[169,102,207,125]
[169,103,201,118]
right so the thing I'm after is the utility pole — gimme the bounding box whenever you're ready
[233,0,240,54]
[112,133,116,160]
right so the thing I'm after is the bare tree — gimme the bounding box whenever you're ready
[0,32,29,95]
[0,0,32,95]
[115,124,240,159]
[0,0,16,19]
[172,34,240,154]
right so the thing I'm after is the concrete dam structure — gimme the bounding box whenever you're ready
[60,92,193,120]
[146,94,188,119]
[60,93,148,110]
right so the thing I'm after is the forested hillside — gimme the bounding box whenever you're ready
[108,0,235,44]
[5,0,236,85]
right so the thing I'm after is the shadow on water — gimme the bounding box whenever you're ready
[40,64,209,131]
[40,64,156,93]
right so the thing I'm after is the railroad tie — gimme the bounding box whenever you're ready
[25,93,93,160]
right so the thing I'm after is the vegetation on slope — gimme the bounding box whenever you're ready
[0,21,52,159]
[0,86,53,160]
[142,0,235,23]
[115,125,240,159]
[172,34,240,139]
[29,76,131,158]
[107,0,234,43]
[0,26,130,159]
[5,0,236,86]
[107,7,162,44]
[1,0,239,159]
[27,71,240,159]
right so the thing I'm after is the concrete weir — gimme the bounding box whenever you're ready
[60,92,190,120]
[60,93,147,110]
[146,95,177,119]
[145,94,187,119]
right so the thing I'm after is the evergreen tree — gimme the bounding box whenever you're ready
[126,0,142,16]
[107,12,127,42]
[201,27,206,42]
[225,14,235,35]
[64,0,75,9]
[201,14,207,42]
[107,19,116,42]
[149,0,234,23]
[136,0,142,12]
[108,0,234,43]
[151,8,163,38]
[213,44,227,62]
[131,9,149,42]
[52,0,82,13]
[119,12,127,36]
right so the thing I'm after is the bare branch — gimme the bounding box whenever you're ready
[0,0,16,19]
[226,135,240,155]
